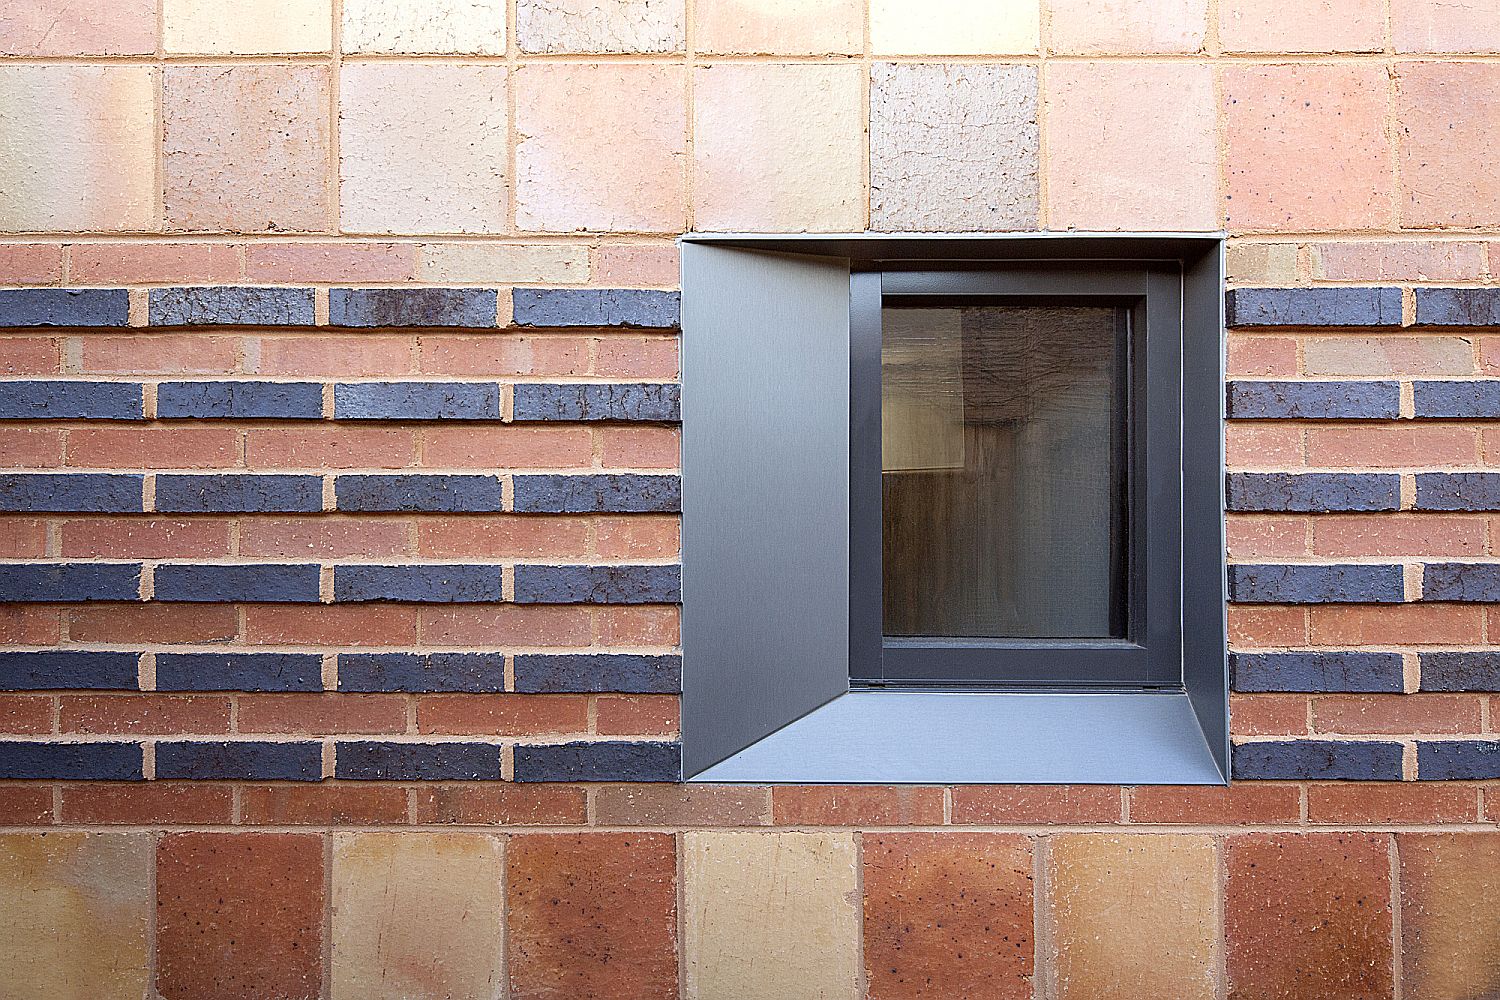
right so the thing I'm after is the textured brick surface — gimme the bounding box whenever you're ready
[330,287,498,327]
[0,742,141,780]
[155,474,321,513]
[155,740,321,780]
[0,562,141,602]
[0,650,139,690]
[1419,651,1500,691]
[1232,740,1404,780]
[155,563,320,603]
[1422,563,1500,602]
[0,380,142,419]
[511,288,679,328]
[1049,0,1206,52]
[0,0,158,55]
[157,652,322,692]
[1414,473,1500,511]
[514,652,681,692]
[1227,473,1399,512]
[1232,651,1405,692]
[1398,834,1500,1000]
[150,286,315,326]
[1220,0,1383,52]
[334,564,505,603]
[513,473,680,512]
[512,382,678,421]
[518,0,684,53]
[1226,287,1404,326]
[336,474,505,513]
[513,564,681,604]
[1228,563,1403,604]
[163,0,331,53]
[1414,287,1500,326]
[342,0,506,53]
[0,473,143,512]
[1398,64,1500,229]
[1416,741,1500,780]
[340,652,506,692]
[158,380,322,419]
[1393,0,1500,51]
[1228,380,1399,419]
[513,740,680,781]
[335,741,503,780]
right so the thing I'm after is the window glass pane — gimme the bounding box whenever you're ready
[881,303,1128,639]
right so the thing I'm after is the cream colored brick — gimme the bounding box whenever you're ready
[872,0,1039,54]
[164,0,333,53]
[332,832,505,1000]
[420,243,589,283]
[518,0,685,53]
[693,63,864,232]
[684,831,860,1000]
[340,63,508,235]
[0,65,156,233]
[694,0,863,54]
[342,0,506,54]
[1227,242,1300,284]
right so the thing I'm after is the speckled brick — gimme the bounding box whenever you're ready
[330,288,497,328]
[1417,741,1500,780]
[513,740,681,781]
[0,563,141,602]
[339,652,507,692]
[335,741,502,780]
[0,381,142,420]
[156,652,323,692]
[155,740,321,780]
[335,474,505,513]
[1414,473,1500,511]
[155,474,322,513]
[0,741,141,780]
[333,565,505,603]
[154,564,320,603]
[511,288,679,328]
[0,650,140,690]
[0,288,128,327]
[512,473,680,513]
[334,382,501,420]
[0,474,142,513]
[342,0,507,54]
[1398,833,1500,1000]
[513,564,681,604]
[1228,564,1404,603]
[511,382,679,421]
[1227,380,1400,419]
[1226,287,1403,327]
[517,0,684,53]
[513,653,681,693]
[1419,651,1500,691]
[1411,381,1500,418]
[1232,651,1405,693]
[149,287,315,326]
[1231,739,1403,780]
[157,381,324,419]
[1414,288,1500,326]
[1227,472,1400,512]
[1421,563,1500,602]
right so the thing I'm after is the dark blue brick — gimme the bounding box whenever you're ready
[1225,287,1403,327]
[514,740,681,782]
[0,381,143,420]
[512,288,679,329]
[0,473,142,513]
[1226,472,1399,513]
[0,651,140,691]
[1227,564,1403,604]
[338,652,506,693]
[157,381,323,419]
[334,382,500,420]
[1413,473,1500,512]
[329,288,497,328]
[155,474,322,513]
[513,474,680,513]
[514,564,681,604]
[512,383,680,422]
[1410,381,1500,419]
[1230,740,1403,780]
[149,286,315,326]
[1226,380,1399,420]
[1413,288,1500,327]
[1231,652,1404,693]
[334,564,504,603]
[0,563,140,602]
[153,564,320,603]
[1419,651,1500,692]
[335,474,504,513]
[155,741,321,781]
[0,741,141,779]
[156,652,322,692]
[0,288,128,327]
[1417,740,1500,780]
[1421,563,1500,602]
[513,653,681,694]
[335,741,502,780]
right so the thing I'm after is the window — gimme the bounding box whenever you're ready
[681,235,1226,785]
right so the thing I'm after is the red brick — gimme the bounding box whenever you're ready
[773,785,945,826]
[60,516,233,559]
[80,335,239,375]
[1306,425,1479,468]
[239,783,409,825]
[1226,424,1304,468]
[59,694,231,736]
[1227,335,1299,376]
[1226,833,1393,1000]
[594,605,679,645]
[1397,63,1500,230]
[0,694,51,734]
[66,426,240,469]
[236,693,408,735]
[1398,833,1500,999]
[594,514,680,559]
[0,427,63,467]
[593,336,679,379]
[1128,784,1302,824]
[419,426,593,469]
[1227,515,1310,559]
[420,605,592,646]
[950,785,1123,824]
[0,784,55,825]
[0,605,62,644]
[242,605,418,646]
[1312,693,1483,735]
[0,244,64,283]
[69,242,239,284]
[256,335,415,377]
[597,426,679,469]
[591,784,770,826]
[1313,513,1486,557]
[0,336,62,375]
[0,517,47,558]
[1312,604,1484,646]
[418,514,590,558]
[1229,605,1308,646]
[412,784,588,825]
[1232,693,1310,736]
[416,694,589,736]
[420,335,588,377]
[156,833,324,1000]
[594,694,679,736]
[243,242,415,282]
[1308,783,1479,824]
[863,833,1033,1000]
[239,516,412,558]
[67,604,239,644]
[246,426,416,469]
[60,782,234,825]
[507,833,679,1000]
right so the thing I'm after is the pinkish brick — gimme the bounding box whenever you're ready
[0,0,157,55]
[693,0,863,54]
[244,242,415,282]
[1220,0,1384,52]
[590,243,680,287]
[1398,63,1500,230]
[0,245,63,284]
[1392,0,1500,52]
[1316,241,1486,282]
[70,243,240,284]
[1048,0,1207,53]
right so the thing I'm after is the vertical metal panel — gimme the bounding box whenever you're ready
[680,245,853,776]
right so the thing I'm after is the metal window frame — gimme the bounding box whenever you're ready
[680,233,1227,785]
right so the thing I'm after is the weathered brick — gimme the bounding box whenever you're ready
[154,564,319,604]
[517,0,684,52]
[248,425,416,469]
[1231,651,1405,692]
[237,693,407,736]
[592,784,770,826]
[70,242,241,285]
[60,694,231,736]
[1421,563,1500,602]
[156,652,322,692]
[238,782,408,824]
[0,562,140,602]
[513,653,681,693]
[1315,240,1486,281]
[157,380,323,419]
[1411,380,1500,418]
[595,695,678,736]
[1414,287,1500,327]
[1398,833,1500,1000]
[1306,336,1477,377]
[511,288,680,329]
[342,0,506,53]
[1228,563,1403,604]
[1233,693,1311,736]
[155,474,322,513]
[1392,0,1500,51]
[335,740,502,780]
[1048,0,1208,53]
[330,287,497,328]
[0,741,141,780]
[512,473,680,512]
[339,652,507,693]
[149,287,316,326]
[336,474,504,513]
[417,693,588,736]
[333,564,505,603]
[57,516,230,560]
[1227,472,1399,512]
[334,381,500,420]
[1397,64,1500,230]
[1419,651,1500,692]
[0,288,129,327]
[513,740,680,781]
[60,782,235,825]
[69,605,239,645]
[82,334,239,376]
[1231,739,1403,780]
[1127,784,1302,824]
[1312,604,1483,645]
[1,1,157,55]
[1227,380,1399,419]
[950,785,1124,824]
[259,334,415,377]
[774,786,943,826]
[418,605,590,647]
[512,382,678,422]
[163,0,331,52]
[1308,783,1479,824]
[155,740,321,781]
[512,564,681,604]
[412,783,587,824]
[0,337,63,376]
[1414,473,1500,511]
[1220,0,1383,52]
[66,425,239,469]
[0,381,142,420]
[1417,741,1500,780]
[241,517,410,559]
[1226,287,1403,327]
[0,650,140,691]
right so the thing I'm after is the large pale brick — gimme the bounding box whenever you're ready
[684,831,859,1000]
[163,65,332,232]
[694,0,862,54]
[1398,833,1500,1000]
[1397,63,1500,230]
[871,0,1039,53]
[516,64,685,233]
[693,63,863,232]
[1048,0,1206,53]
[0,66,155,232]
[0,0,156,55]
[420,242,588,283]
[0,833,150,999]
[343,0,505,53]
[164,0,331,52]
[1316,240,1486,281]
[870,63,1039,232]
[1223,64,1391,233]
[1051,835,1217,1000]
[341,63,507,235]
[864,833,1032,1000]
[1304,336,1476,377]
[1219,0,1384,52]
[332,833,505,1000]
[1046,61,1216,231]
[518,0,684,53]
[1393,0,1500,52]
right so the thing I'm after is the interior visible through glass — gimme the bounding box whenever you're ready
[881,302,1129,639]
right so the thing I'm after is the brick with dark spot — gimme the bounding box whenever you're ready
[1417,741,1500,780]
[1231,651,1404,693]
[512,382,680,422]
[0,563,141,602]
[1418,651,1500,692]
[1227,564,1403,604]
[334,381,501,420]
[150,286,316,326]
[335,741,502,780]
[0,650,140,690]
[155,474,322,513]
[339,652,507,693]
[335,474,504,512]
[1413,287,1500,326]
[0,288,128,327]
[513,564,681,604]
[1226,287,1403,327]
[1227,472,1399,512]
[1414,473,1500,511]
[155,741,321,780]
[154,564,320,603]
[512,473,680,513]
[514,740,681,781]
[513,653,681,693]
[1231,740,1403,780]
[0,473,143,513]
[511,288,680,329]
[156,652,323,692]
[330,288,497,328]
[333,565,505,603]
[157,381,323,419]
[0,381,143,420]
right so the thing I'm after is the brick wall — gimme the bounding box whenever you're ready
[2,0,1499,996]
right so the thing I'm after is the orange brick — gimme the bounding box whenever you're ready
[420,606,592,646]
[242,604,419,646]
[0,517,47,558]
[420,335,588,377]
[0,337,62,375]
[597,426,679,469]
[0,784,55,825]
[69,242,239,284]
[1398,833,1500,1000]
[416,694,590,736]
[0,427,64,467]
[1308,783,1479,824]
[1312,604,1484,646]
[1232,693,1310,736]
[66,426,240,469]
[1227,335,1298,376]
[59,694,232,735]
[80,335,239,375]
[594,606,679,645]
[418,515,590,559]
[1312,693,1483,735]
[951,785,1123,824]
[1128,784,1302,824]
[236,693,408,735]
[419,426,593,469]
[59,782,234,825]
[0,244,64,283]
[1227,515,1310,559]
[1229,605,1308,646]
[773,786,945,825]
[594,694,679,736]
[67,604,238,644]
[1313,513,1486,557]
[247,426,416,469]
[239,516,412,558]
[0,694,52,735]
[1306,425,1479,468]
[60,516,233,559]
[592,784,770,826]
[239,783,409,825]
[0,605,62,644]
[1226,424,1304,468]
[412,784,588,825]
[594,515,680,559]
[593,336,679,379]
[243,242,415,282]
[256,335,415,377]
